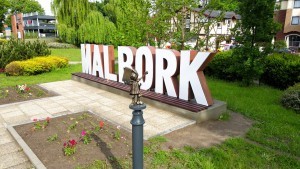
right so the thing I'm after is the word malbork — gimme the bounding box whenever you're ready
[81,44,215,106]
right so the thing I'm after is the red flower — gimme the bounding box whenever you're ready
[25,87,30,91]
[99,121,104,128]
[46,117,51,123]
[69,139,77,146]
[63,142,67,147]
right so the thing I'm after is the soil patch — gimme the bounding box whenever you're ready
[14,112,132,169]
[0,85,56,105]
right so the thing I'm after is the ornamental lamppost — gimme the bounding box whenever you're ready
[123,67,148,169]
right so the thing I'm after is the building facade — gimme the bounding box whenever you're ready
[23,12,56,38]
[275,0,300,50]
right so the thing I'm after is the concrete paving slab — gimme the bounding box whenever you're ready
[5,161,33,169]
[0,142,22,156]
[0,151,29,169]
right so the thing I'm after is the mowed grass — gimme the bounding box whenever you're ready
[51,48,82,62]
[207,77,300,157]
[0,64,81,88]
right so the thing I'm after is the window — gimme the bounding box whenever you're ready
[295,0,300,8]
[291,16,299,25]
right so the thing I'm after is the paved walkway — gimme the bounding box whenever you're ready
[0,80,195,168]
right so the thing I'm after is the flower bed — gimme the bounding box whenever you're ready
[14,112,132,168]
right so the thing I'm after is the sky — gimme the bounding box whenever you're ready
[37,0,53,15]
[37,0,102,16]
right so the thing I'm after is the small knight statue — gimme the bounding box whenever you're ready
[123,67,148,105]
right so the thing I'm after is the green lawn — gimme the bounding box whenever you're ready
[1,48,299,168]
[0,64,81,88]
[51,48,82,62]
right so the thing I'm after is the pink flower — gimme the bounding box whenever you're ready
[81,130,86,136]
[33,118,38,122]
[46,117,51,123]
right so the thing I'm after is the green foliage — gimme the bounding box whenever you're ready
[206,50,242,81]
[281,83,300,113]
[0,39,51,68]
[273,40,287,49]
[78,11,116,44]
[0,39,8,45]
[233,0,280,85]
[47,134,58,142]
[24,32,39,39]
[261,53,300,89]
[5,56,68,76]
[9,0,44,14]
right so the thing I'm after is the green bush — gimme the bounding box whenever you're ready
[205,50,242,81]
[5,56,68,76]
[0,39,51,68]
[261,53,300,89]
[281,83,300,113]
[0,39,8,45]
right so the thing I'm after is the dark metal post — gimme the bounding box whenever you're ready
[130,103,146,169]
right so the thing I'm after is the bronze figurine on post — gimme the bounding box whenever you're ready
[123,67,148,105]
[122,67,147,169]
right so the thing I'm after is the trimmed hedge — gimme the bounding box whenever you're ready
[205,50,242,81]
[0,39,51,68]
[281,83,300,113]
[261,53,300,89]
[206,51,300,89]
[5,56,69,76]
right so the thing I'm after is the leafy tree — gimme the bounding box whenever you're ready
[8,0,44,14]
[0,0,10,31]
[103,0,151,47]
[232,0,280,85]
[52,0,117,45]
[78,11,116,44]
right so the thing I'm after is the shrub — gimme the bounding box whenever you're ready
[205,50,242,81]
[261,53,300,89]
[5,56,68,76]
[47,42,77,48]
[0,39,8,45]
[281,83,300,113]
[0,39,51,69]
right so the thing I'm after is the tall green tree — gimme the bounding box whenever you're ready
[0,0,10,31]
[9,0,44,14]
[103,0,151,46]
[52,0,116,45]
[232,0,280,85]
